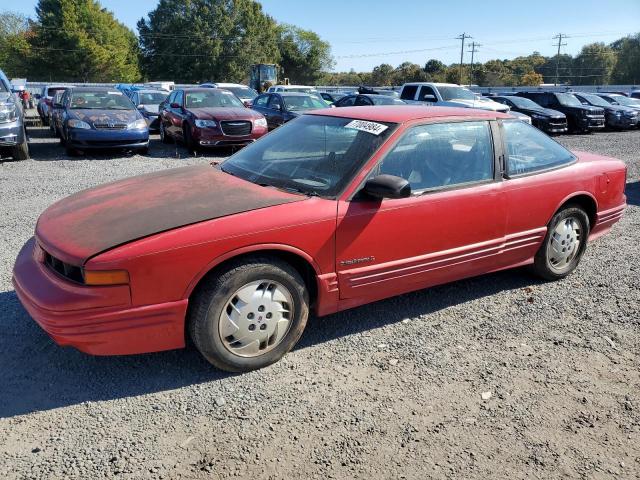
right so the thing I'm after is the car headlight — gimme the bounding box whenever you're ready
[530,113,544,119]
[68,119,91,129]
[0,102,18,123]
[253,117,267,128]
[195,119,217,128]
[127,118,148,130]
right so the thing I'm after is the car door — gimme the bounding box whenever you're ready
[266,94,285,129]
[417,85,438,104]
[335,120,507,302]
[160,91,176,135]
[497,119,579,266]
[167,90,186,138]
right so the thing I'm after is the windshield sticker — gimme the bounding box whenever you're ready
[344,120,388,135]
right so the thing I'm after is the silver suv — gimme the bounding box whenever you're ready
[0,69,29,160]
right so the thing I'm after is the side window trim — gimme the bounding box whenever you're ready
[352,119,498,200]
[499,119,576,179]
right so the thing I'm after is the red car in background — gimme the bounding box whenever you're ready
[13,106,626,372]
[159,87,268,152]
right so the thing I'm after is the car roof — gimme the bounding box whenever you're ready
[403,82,459,87]
[308,106,510,123]
[135,89,169,94]
[273,92,319,97]
[181,87,228,93]
[214,83,247,88]
[67,86,122,92]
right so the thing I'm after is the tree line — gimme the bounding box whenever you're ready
[0,1,638,87]
[0,0,333,84]
[320,36,640,87]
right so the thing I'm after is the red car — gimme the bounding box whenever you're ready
[13,106,626,372]
[159,87,267,152]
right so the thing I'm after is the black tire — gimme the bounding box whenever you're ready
[188,256,310,372]
[11,138,29,160]
[160,121,171,144]
[532,206,590,281]
[138,146,149,155]
[183,124,196,154]
[65,140,80,157]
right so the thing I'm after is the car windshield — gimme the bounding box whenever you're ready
[609,95,640,107]
[556,93,582,107]
[185,90,244,108]
[221,115,397,197]
[223,87,258,99]
[139,92,168,104]
[70,91,134,110]
[438,86,477,101]
[283,95,328,111]
[507,96,540,109]
[371,96,405,105]
[577,94,610,108]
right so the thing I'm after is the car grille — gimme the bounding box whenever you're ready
[93,123,128,130]
[220,120,252,136]
[43,250,84,284]
[548,117,567,126]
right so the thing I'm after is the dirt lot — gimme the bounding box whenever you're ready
[0,127,639,479]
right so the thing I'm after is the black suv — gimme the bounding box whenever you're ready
[514,91,605,133]
[571,92,638,130]
[492,95,567,134]
[0,69,29,159]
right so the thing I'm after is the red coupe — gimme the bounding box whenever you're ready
[159,87,268,152]
[13,106,626,372]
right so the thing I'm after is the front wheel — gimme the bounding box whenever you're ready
[532,206,590,280]
[188,257,309,372]
[183,124,196,154]
[11,137,29,160]
[160,121,171,144]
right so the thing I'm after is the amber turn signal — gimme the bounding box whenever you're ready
[83,269,130,286]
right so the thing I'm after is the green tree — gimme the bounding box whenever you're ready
[277,24,332,84]
[423,59,446,82]
[29,0,140,82]
[572,43,616,85]
[392,62,426,85]
[138,0,280,84]
[610,33,640,84]
[0,11,32,78]
[370,63,394,86]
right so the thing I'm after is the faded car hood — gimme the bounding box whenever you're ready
[36,166,304,265]
[190,107,261,121]
[71,108,139,125]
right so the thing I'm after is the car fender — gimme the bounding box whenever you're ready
[183,243,323,299]
[548,190,598,225]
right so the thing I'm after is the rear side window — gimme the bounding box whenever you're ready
[502,120,574,176]
[376,121,494,192]
[400,85,418,100]
[253,94,269,107]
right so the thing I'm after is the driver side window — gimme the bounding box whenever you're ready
[268,95,281,110]
[376,121,494,192]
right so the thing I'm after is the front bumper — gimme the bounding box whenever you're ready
[12,238,187,356]
[67,127,149,150]
[0,118,25,147]
[607,115,638,129]
[193,125,267,147]
[143,114,160,131]
[580,116,605,130]
[534,117,567,133]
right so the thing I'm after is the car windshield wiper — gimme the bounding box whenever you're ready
[257,181,317,197]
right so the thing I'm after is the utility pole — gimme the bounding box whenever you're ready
[552,33,567,86]
[457,33,472,84]
[468,42,481,85]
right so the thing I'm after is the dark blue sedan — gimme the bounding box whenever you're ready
[58,87,149,155]
[250,92,329,130]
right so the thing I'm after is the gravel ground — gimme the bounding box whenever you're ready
[0,127,638,479]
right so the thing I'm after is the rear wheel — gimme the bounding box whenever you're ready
[532,206,590,280]
[188,257,309,372]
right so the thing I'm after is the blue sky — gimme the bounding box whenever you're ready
[9,0,640,71]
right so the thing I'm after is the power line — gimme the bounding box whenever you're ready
[468,41,481,84]
[456,33,472,83]
[553,33,568,86]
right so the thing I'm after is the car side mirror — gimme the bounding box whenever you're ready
[170,102,180,109]
[422,94,437,102]
[363,174,411,200]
